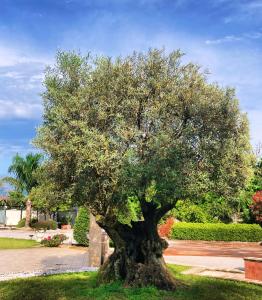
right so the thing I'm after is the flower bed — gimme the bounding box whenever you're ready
[41,234,67,247]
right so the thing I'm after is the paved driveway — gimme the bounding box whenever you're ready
[0,230,260,280]
[0,247,88,275]
[0,246,244,279]
[165,255,244,271]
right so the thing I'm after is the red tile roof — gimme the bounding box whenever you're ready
[0,196,9,202]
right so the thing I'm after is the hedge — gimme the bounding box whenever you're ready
[170,222,262,242]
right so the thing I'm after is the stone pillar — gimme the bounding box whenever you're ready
[88,214,110,267]
[101,231,110,264]
[25,199,32,228]
[88,213,102,267]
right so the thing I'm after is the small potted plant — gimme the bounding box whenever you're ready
[61,214,72,230]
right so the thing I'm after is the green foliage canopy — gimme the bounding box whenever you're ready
[35,49,252,225]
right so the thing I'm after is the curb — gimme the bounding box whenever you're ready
[0,267,98,282]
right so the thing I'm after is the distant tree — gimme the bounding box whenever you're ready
[35,50,253,290]
[7,190,25,208]
[235,158,262,223]
[252,158,262,191]
[173,194,237,224]
[30,164,73,214]
[2,153,42,227]
[251,191,262,224]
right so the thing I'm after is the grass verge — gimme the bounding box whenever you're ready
[0,238,39,249]
[0,265,261,300]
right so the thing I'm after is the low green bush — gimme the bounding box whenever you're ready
[73,207,89,246]
[17,218,55,229]
[30,217,38,226]
[170,222,262,242]
[17,218,26,228]
[31,220,58,230]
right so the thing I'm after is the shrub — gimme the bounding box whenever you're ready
[17,217,46,228]
[30,218,38,226]
[73,207,89,246]
[174,201,211,223]
[17,218,26,228]
[41,234,67,247]
[158,217,175,237]
[31,220,58,230]
[170,222,262,242]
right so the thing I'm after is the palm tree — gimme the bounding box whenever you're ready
[2,153,42,227]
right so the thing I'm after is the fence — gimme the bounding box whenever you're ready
[0,208,5,224]
[0,207,77,226]
[0,208,41,226]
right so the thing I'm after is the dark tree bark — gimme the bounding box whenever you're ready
[97,205,177,290]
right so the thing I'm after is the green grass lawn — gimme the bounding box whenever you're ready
[0,265,261,300]
[0,238,39,249]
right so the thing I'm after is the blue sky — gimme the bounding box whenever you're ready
[0,0,262,176]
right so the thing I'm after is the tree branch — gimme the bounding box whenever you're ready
[155,203,175,222]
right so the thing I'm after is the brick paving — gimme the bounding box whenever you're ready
[165,240,262,258]
[183,267,262,285]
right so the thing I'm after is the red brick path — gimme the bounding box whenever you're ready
[164,240,262,258]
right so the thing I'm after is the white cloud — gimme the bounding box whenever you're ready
[0,144,35,156]
[29,73,45,82]
[244,0,262,12]
[1,71,25,79]
[0,100,42,119]
[0,45,51,68]
[205,35,243,45]
[205,31,262,45]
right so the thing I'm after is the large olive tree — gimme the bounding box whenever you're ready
[35,50,252,290]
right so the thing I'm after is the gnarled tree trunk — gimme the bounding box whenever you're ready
[98,217,177,290]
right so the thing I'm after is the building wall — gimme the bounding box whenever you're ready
[1,208,75,226]
[5,209,38,226]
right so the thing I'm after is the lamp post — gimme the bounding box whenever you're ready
[4,204,7,227]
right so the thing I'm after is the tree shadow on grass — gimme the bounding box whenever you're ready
[0,266,262,300]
